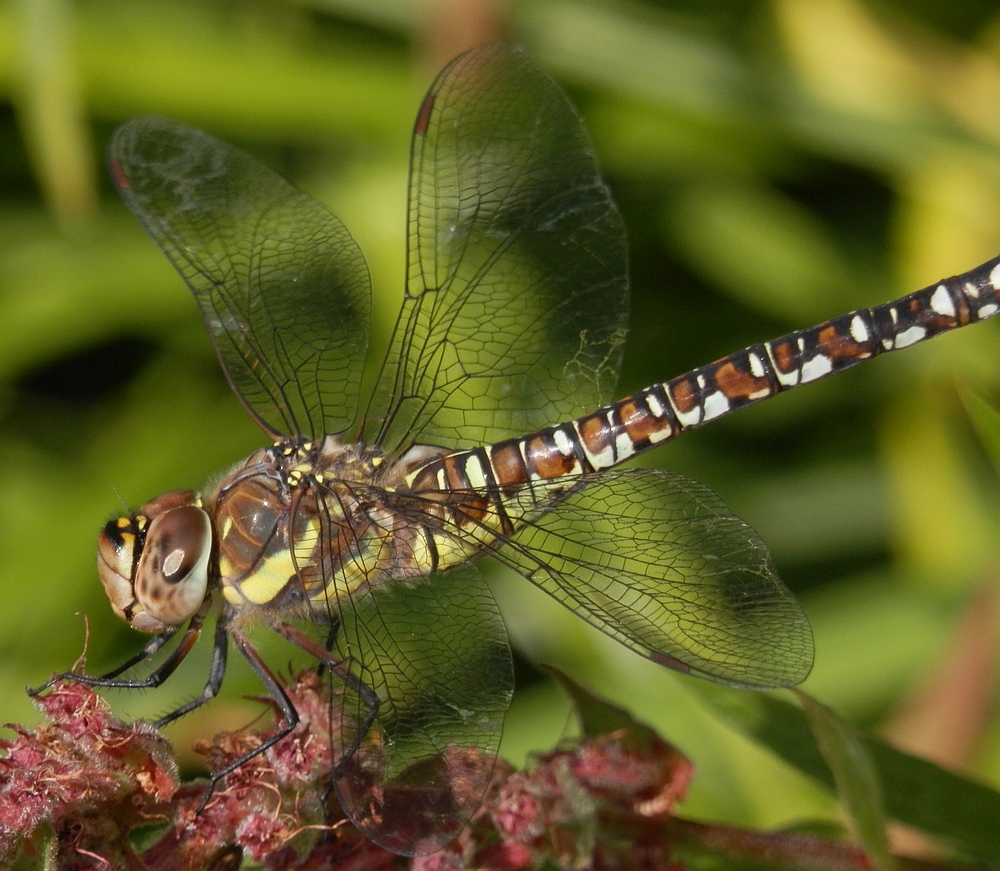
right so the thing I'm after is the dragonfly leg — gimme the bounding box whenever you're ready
[99,627,180,679]
[154,621,229,727]
[197,627,301,813]
[27,618,200,696]
[322,615,343,652]
[29,610,231,737]
[273,622,380,774]
[314,614,342,678]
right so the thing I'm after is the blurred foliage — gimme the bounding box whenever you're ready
[1,0,1000,852]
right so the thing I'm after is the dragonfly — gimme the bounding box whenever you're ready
[30,43,1000,855]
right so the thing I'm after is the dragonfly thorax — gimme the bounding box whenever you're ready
[204,436,436,621]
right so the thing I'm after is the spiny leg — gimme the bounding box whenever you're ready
[197,627,300,814]
[98,627,180,680]
[30,611,229,737]
[282,616,371,829]
[155,622,229,727]
[274,622,380,777]
[314,614,341,678]
[192,623,382,814]
[27,618,200,697]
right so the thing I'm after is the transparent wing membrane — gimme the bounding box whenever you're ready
[426,469,813,689]
[364,44,629,454]
[320,558,512,854]
[110,117,371,440]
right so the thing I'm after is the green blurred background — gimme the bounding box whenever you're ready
[1,0,999,834]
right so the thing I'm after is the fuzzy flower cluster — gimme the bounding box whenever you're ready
[2,671,696,870]
[0,679,178,868]
[418,725,693,871]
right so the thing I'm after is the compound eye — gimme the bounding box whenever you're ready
[97,517,141,625]
[133,505,212,627]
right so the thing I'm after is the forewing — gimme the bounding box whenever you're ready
[364,43,628,453]
[496,469,814,689]
[294,479,512,856]
[110,117,371,440]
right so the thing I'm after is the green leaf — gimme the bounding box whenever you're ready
[689,682,1000,863]
[548,666,637,737]
[795,690,893,871]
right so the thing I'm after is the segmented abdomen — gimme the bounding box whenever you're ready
[408,254,1000,523]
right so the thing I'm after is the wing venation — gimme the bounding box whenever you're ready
[111,117,372,439]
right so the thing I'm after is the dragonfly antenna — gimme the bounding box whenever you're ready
[110,484,129,512]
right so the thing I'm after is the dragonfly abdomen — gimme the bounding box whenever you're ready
[656,256,1000,437]
[411,254,1000,502]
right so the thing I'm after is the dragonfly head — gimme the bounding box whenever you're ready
[98,490,212,633]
